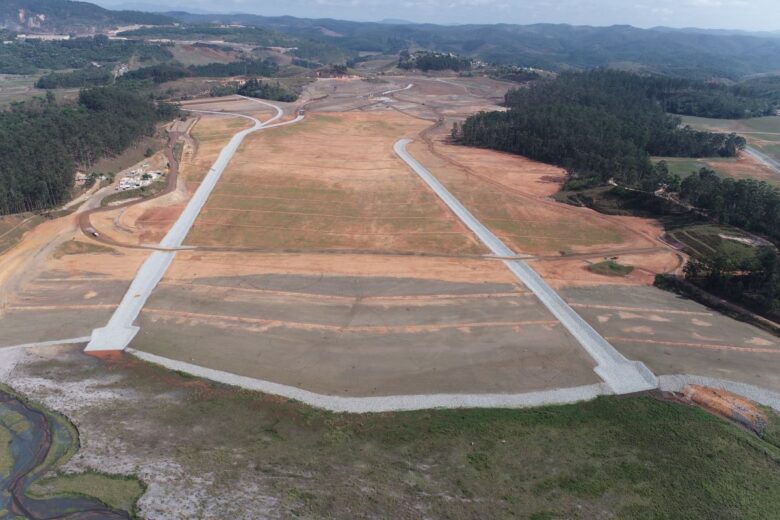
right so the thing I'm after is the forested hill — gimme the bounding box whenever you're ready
[0,87,176,215]
[168,12,780,80]
[455,70,747,190]
[0,0,171,34]
[7,0,780,80]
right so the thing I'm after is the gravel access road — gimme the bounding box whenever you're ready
[394,139,658,394]
[86,98,302,352]
[745,145,780,175]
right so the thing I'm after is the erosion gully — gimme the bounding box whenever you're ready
[0,390,129,519]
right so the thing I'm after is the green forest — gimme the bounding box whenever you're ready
[0,87,176,214]
[398,51,472,72]
[456,70,746,190]
[34,58,283,90]
[680,169,780,242]
[189,59,279,78]
[0,35,172,74]
[674,168,780,318]
[683,239,780,321]
[234,79,297,102]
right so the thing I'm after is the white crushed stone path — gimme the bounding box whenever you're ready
[86,97,303,352]
[394,139,658,395]
[129,348,610,412]
[1,336,92,351]
[745,145,780,174]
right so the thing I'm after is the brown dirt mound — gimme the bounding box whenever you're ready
[678,385,768,434]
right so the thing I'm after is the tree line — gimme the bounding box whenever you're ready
[36,59,282,89]
[35,66,113,89]
[0,35,172,74]
[608,74,777,119]
[0,87,176,215]
[398,51,472,72]
[455,70,745,191]
[683,243,779,320]
[680,168,780,242]
[210,79,298,102]
[675,168,780,317]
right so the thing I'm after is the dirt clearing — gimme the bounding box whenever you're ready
[185,112,483,254]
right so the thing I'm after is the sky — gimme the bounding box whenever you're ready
[97,0,780,32]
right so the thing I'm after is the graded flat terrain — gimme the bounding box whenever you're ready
[134,253,600,396]
[655,154,779,184]
[563,285,780,392]
[120,82,777,400]
[405,125,682,287]
[88,106,256,247]
[184,111,483,254]
[0,242,147,347]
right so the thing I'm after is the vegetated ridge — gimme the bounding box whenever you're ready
[0,87,177,214]
[0,34,172,74]
[0,0,172,34]
[455,70,748,191]
[165,11,780,79]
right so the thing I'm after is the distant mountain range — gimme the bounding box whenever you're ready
[160,12,780,79]
[5,0,780,80]
[0,0,171,33]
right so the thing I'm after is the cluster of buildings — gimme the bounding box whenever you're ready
[118,168,163,191]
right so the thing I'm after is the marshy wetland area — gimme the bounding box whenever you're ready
[0,384,143,519]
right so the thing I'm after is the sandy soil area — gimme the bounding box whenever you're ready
[167,251,516,284]
[89,115,251,246]
[716,152,779,183]
[405,123,681,286]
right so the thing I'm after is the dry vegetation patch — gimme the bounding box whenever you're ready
[52,240,115,259]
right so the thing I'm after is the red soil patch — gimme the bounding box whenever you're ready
[677,385,768,434]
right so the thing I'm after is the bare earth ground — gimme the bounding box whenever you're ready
[134,257,599,396]
[562,285,780,392]
[0,80,775,398]
[129,89,602,397]
[119,80,778,399]
[185,111,482,254]
[0,242,147,347]
[88,104,258,246]
[0,78,779,518]
[407,125,682,286]
[679,115,780,185]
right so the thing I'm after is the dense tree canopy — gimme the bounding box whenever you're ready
[456,70,746,190]
[189,59,279,78]
[680,168,780,242]
[236,79,297,102]
[684,243,780,320]
[0,87,176,214]
[0,36,172,74]
[398,51,472,72]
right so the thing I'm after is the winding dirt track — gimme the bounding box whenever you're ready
[76,121,191,251]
